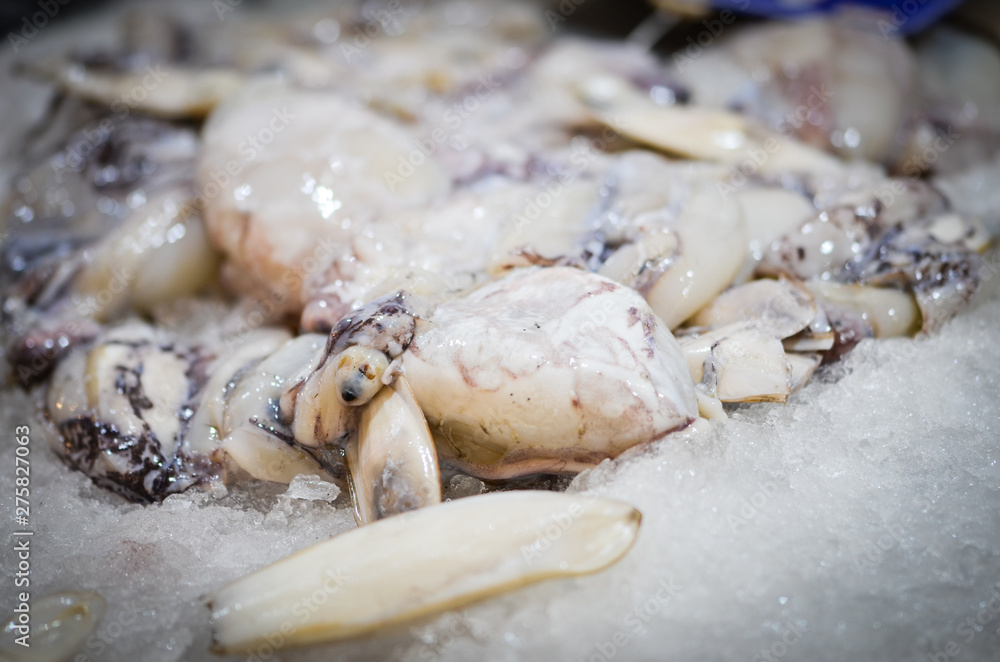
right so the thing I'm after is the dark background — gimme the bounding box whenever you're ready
[1,0,108,37]
[1,1,980,70]
[0,0,711,52]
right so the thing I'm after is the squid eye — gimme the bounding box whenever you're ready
[333,345,389,406]
[341,384,360,402]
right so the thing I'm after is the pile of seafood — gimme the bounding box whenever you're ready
[2,0,999,654]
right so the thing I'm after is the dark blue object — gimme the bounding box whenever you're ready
[708,0,964,34]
